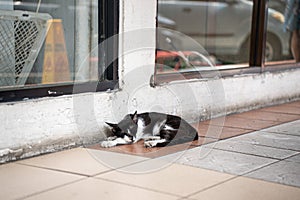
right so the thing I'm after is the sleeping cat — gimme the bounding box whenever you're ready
[101,111,198,148]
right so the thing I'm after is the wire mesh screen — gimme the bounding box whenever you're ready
[0,10,51,87]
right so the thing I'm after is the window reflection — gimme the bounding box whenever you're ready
[157,0,254,73]
[0,0,99,89]
[265,0,294,65]
[157,0,294,74]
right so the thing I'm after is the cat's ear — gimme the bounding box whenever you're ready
[105,122,118,128]
[130,111,138,124]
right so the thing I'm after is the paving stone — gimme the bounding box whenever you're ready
[225,131,300,151]
[247,161,300,187]
[173,147,277,175]
[205,138,298,160]
[285,153,300,164]
[263,120,300,136]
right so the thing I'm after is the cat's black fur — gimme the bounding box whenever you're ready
[101,111,198,148]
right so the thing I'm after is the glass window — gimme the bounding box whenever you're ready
[156,0,253,74]
[0,0,114,91]
[265,0,294,65]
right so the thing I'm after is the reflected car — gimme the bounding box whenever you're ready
[158,0,291,63]
[247,0,286,14]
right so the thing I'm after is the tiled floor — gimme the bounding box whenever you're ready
[1,101,300,200]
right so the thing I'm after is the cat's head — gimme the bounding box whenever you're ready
[105,111,138,139]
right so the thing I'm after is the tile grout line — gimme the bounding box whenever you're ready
[259,112,300,116]
[201,123,257,131]
[16,162,92,177]
[16,177,87,200]
[15,156,183,199]
[240,157,300,189]
[229,115,300,124]
[95,176,183,198]
[259,130,300,137]
[180,156,285,199]
[240,159,283,178]
[205,123,282,133]
[207,146,295,160]
[201,130,300,153]
[281,152,300,162]
[211,138,300,155]
[16,157,157,178]
[17,158,196,199]
[91,158,154,177]
[200,124,300,142]
[181,175,240,199]
[244,142,300,152]
[204,115,300,133]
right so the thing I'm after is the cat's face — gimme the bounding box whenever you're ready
[105,111,138,138]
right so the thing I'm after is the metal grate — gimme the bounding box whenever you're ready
[0,10,51,86]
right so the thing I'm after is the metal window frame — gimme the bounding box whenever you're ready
[249,0,268,68]
[0,0,119,103]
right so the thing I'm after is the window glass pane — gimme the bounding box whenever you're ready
[157,0,253,74]
[0,0,99,90]
[265,0,294,65]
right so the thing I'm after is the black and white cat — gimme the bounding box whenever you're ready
[101,111,198,148]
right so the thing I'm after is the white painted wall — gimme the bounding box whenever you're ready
[1,0,300,162]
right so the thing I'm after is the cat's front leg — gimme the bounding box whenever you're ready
[107,136,117,141]
[143,136,161,141]
[144,139,167,148]
[101,140,118,148]
[101,136,132,148]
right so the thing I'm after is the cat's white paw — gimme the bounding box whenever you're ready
[144,140,157,148]
[144,136,161,141]
[107,136,117,141]
[144,139,167,148]
[101,141,117,148]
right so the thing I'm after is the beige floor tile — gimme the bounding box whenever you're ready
[97,163,234,197]
[18,148,148,176]
[23,178,178,200]
[0,163,82,200]
[190,176,300,200]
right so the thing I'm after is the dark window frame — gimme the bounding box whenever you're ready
[0,0,119,103]
[154,0,300,85]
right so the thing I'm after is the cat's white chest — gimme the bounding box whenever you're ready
[133,118,146,143]
[152,120,166,135]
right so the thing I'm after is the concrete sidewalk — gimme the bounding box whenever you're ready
[1,101,300,200]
